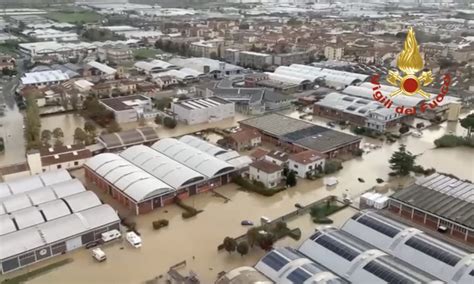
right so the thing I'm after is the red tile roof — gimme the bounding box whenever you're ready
[289,150,323,165]
[228,129,261,144]
[250,160,282,174]
[250,148,269,160]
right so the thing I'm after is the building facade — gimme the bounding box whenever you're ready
[171,97,235,125]
[249,160,282,189]
[288,150,325,178]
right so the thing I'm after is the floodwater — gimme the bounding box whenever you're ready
[1,110,473,284]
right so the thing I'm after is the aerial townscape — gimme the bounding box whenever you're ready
[0,0,473,283]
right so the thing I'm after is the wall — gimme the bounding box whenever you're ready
[172,101,235,125]
[42,158,88,172]
[288,159,325,178]
[249,166,281,188]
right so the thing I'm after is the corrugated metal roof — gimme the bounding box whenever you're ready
[37,199,71,221]
[0,215,16,235]
[10,207,45,230]
[63,191,102,212]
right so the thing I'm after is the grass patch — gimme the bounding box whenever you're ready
[310,198,348,224]
[47,11,103,23]
[2,259,72,284]
[133,48,160,60]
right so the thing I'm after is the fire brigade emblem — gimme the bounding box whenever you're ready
[387,27,434,99]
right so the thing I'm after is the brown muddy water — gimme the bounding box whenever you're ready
[0,111,473,284]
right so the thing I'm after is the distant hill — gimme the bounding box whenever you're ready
[0,0,73,7]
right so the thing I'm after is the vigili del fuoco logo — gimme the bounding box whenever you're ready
[371,27,451,115]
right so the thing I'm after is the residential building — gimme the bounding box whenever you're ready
[85,61,117,80]
[264,150,289,167]
[37,145,92,172]
[100,95,153,123]
[288,150,325,178]
[0,55,15,70]
[98,45,133,64]
[249,160,282,189]
[171,97,235,125]
[224,48,240,65]
[324,45,344,61]
[239,113,362,158]
[154,75,179,89]
[190,40,221,58]
[273,51,311,66]
[239,51,273,69]
[225,129,262,151]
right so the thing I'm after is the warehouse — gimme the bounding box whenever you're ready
[342,210,474,283]
[21,70,69,87]
[255,247,346,283]
[0,204,119,274]
[216,266,271,284]
[100,95,153,124]
[0,169,71,198]
[86,136,245,214]
[298,227,441,283]
[387,173,473,244]
[171,97,235,125]
[97,127,159,152]
[239,113,361,158]
[84,153,175,215]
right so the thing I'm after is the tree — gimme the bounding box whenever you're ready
[84,121,97,135]
[324,160,342,174]
[53,128,64,141]
[74,127,88,145]
[389,144,416,176]
[70,93,79,111]
[209,51,218,60]
[247,227,260,248]
[399,124,410,134]
[41,130,52,147]
[54,139,64,147]
[163,117,177,129]
[154,114,162,125]
[236,241,249,257]
[223,237,237,254]
[24,94,41,150]
[286,170,297,187]
[460,114,474,137]
[107,120,122,133]
[258,232,275,251]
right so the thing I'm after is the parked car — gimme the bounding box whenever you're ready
[85,241,98,249]
[241,220,254,226]
[437,225,448,233]
[327,122,336,128]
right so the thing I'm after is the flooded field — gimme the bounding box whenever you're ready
[0,109,472,284]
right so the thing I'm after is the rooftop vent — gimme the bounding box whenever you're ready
[66,145,72,149]
[72,151,78,156]
[54,155,59,159]
[48,148,54,152]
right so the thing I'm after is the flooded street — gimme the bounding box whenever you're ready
[0,107,472,284]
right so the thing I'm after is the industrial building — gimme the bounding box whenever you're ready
[100,95,153,124]
[21,70,70,87]
[169,57,243,77]
[216,266,272,284]
[298,227,442,283]
[85,136,250,214]
[239,113,362,158]
[134,59,179,74]
[342,210,474,283]
[388,173,473,244]
[255,247,346,283]
[171,96,235,125]
[96,127,159,152]
[0,172,120,274]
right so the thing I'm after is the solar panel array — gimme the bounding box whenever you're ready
[287,267,311,284]
[357,215,401,238]
[261,251,289,271]
[363,261,413,284]
[313,235,359,261]
[405,237,461,266]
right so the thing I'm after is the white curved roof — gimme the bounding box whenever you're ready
[179,135,228,156]
[274,66,321,82]
[63,191,102,212]
[0,179,86,214]
[120,145,205,189]
[85,154,174,202]
[180,67,204,77]
[10,207,45,230]
[0,215,16,235]
[156,69,195,80]
[0,169,71,197]
[150,59,177,69]
[291,64,369,81]
[345,84,422,107]
[152,138,235,178]
[0,204,119,260]
[342,211,474,283]
[265,72,311,85]
[298,227,441,283]
[256,247,345,284]
[37,199,71,221]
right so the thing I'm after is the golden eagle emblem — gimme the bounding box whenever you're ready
[387,27,433,99]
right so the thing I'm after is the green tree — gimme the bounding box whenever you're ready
[53,127,64,140]
[286,170,297,187]
[389,144,416,176]
[70,93,79,111]
[154,114,162,125]
[24,94,41,150]
[246,227,260,248]
[257,232,274,251]
[324,160,342,174]
[460,114,474,137]
[399,124,410,134]
[74,127,88,145]
[41,130,52,147]
[84,121,97,135]
[163,117,177,129]
[223,237,237,254]
[236,241,249,257]
[107,120,122,133]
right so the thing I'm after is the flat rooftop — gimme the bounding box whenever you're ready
[391,173,474,229]
[100,95,149,111]
[173,96,231,110]
[240,113,361,153]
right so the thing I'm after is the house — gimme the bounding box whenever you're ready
[250,148,269,161]
[249,160,282,189]
[0,55,15,70]
[154,75,179,89]
[36,144,92,172]
[227,129,262,151]
[288,150,325,178]
[85,61,117,80]
[264,150,289,167]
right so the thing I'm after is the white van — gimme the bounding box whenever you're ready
[126,232,142,248]
[101,229,121,243]
[92,248,106,262]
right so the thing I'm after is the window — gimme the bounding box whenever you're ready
[57,164,62,169]
[74,161,79,166]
